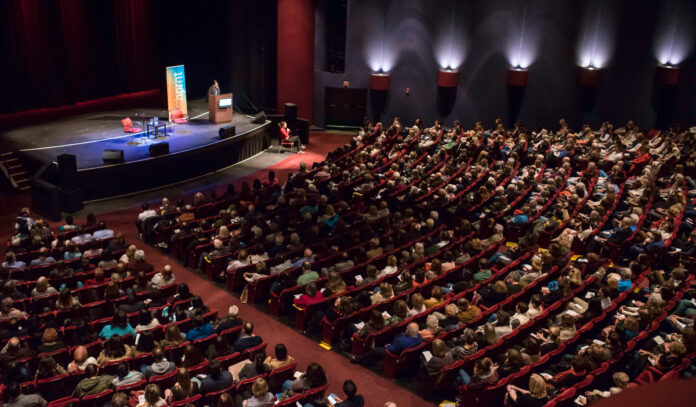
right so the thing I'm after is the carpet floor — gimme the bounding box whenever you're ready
[1,132,435,406]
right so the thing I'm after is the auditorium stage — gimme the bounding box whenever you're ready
[2,99,268,169]
[1,99,272,205]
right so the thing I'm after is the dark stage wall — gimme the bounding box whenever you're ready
[0,0,277,117]
[313,0,696,129]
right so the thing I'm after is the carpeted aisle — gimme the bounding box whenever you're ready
[2,132,434,406]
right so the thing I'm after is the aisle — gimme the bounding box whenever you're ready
[91,134,434,407]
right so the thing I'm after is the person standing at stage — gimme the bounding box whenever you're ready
[208,80,220,102]
[279,121,305,153]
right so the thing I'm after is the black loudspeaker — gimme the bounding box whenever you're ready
[57,154,78,190]
[219,125,236,139]
[252,111,267,124]
[149,142,170,157]
[102,149,124,164]
[284,103,297,123]
[60,187,84,213]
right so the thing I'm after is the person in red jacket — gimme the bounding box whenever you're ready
[279,121,305,153]
[293,282,324,308]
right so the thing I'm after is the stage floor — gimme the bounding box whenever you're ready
[1,99,265,169]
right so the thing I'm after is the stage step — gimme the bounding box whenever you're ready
[0,151,31,192]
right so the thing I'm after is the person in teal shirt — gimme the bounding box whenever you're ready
[473,259,493,283]
[99,310,136,339]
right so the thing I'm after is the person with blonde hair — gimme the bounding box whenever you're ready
[370,282,394,304]
[244,377,274,407]
[136,383,167,407]
[505,373,548,406]
[408,293,426,317]
[31,276,58,298]
[424,339,453,377]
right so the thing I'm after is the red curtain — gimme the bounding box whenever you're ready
[0,0,157,114]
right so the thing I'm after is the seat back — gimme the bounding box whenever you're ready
[203,383,236,406]
[215,352,242,370]
[37,374,76,401]
[239,342,267,361]
[220,326,242,345]
[301,382,329,405]
[78,389,114,407]
[121,118,133,129]
[171,394,202,407]
[148,368,179,389]
[267,362,298,393]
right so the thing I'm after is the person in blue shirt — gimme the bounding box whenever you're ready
[289,248,316,269]
[617,269,633,292]
[2,252,26,270]
[99,310,136,339]
[510,206,531,226]
[185,315,214,342]
[351,322,423,365]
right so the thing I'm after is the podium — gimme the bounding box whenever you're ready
[209,93,234,123]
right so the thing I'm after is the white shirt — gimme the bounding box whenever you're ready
[138,210,157,221]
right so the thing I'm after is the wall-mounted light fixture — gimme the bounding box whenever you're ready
[437,68,459,88]
[370,72,391,91]
[578,66,602,86]
[507,67,529,87]
[656,63,680,85]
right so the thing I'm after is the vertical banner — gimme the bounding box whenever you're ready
[165,65,188,121]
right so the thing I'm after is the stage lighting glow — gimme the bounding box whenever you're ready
[504,4,539,69]
[435,1,467,70]
[653,1,694,66]
[576,0,616,69]
[435,44,466,71]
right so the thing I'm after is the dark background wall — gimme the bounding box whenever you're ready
[314,0,696,130]
[0,0,277,116]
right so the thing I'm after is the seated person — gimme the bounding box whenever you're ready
[151,265,176,288]
[97,335,135,366]
[330,379,365,407]
[185,314,214,342]
[67,345,98,373]
[164,367,199,403]
[3,381,48,407]
[200,359,234,394]
[282,362,327,393]
[142,346,176,379]
[232,322,263,352]
[72,363,114,398]
[113,362,145,387]
[505,373,549,407]
[243,377,275,407]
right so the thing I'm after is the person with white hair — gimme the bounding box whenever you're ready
[198,238,231,271]
[127,249,153,274]
[216,305,243,333]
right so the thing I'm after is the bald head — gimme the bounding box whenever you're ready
[73,345,88,363]
[406,322,419,337]
[7,337,20,350]
[384,403,397,407]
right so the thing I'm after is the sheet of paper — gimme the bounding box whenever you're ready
[382,311,391,319]
[422,350,433,362]
[354,322,365,330]
[653,336,665,345]
[355,274,363,282]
